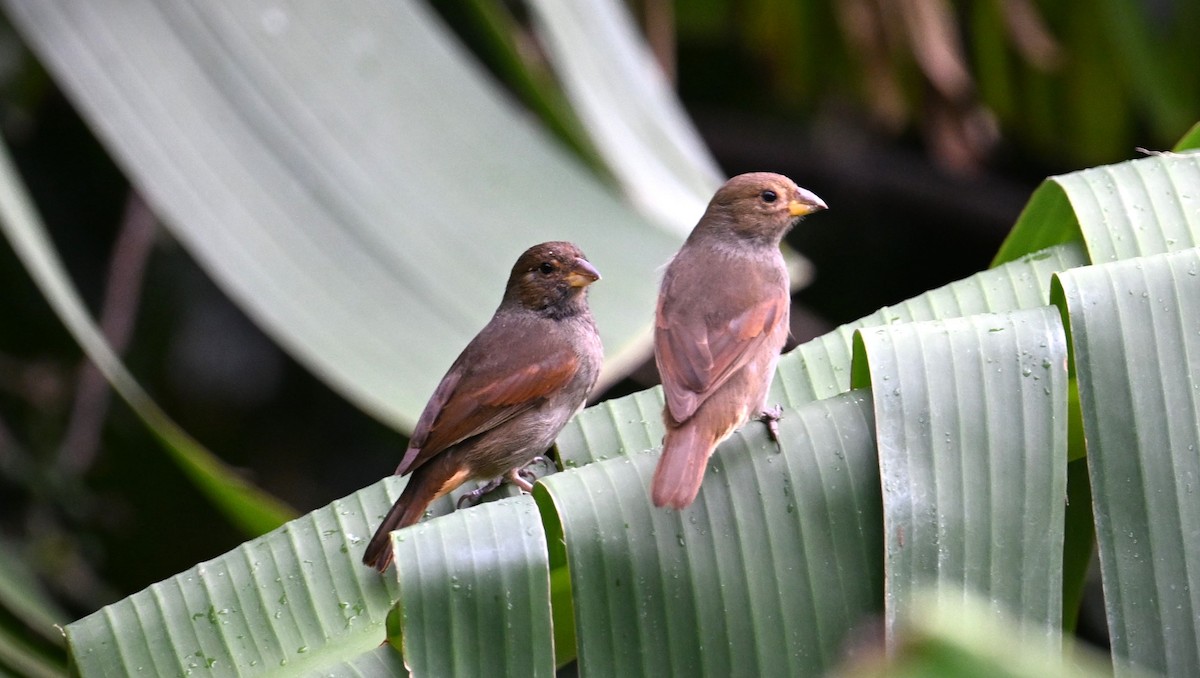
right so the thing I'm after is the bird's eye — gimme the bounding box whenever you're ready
[760,190,778,203]
[538,262,556,274]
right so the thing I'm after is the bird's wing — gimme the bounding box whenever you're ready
[655,288,787,423]
[396,335,579,475]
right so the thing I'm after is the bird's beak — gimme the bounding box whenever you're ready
[566,259,601,287]
[788,187,828,217]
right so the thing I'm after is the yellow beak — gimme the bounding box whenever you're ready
[566,259,601,287]
[788,187,828,217]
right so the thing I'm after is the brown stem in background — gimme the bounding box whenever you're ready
[897,0,973,102]
[1001,0,1063,71]
[838,0,909,130]
[641,0,676,84]
[56,192,156,476]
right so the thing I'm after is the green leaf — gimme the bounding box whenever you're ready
[0,539,65,646]
[993,153,1200,266]
[0,541,66,678]
[64,479,404,676]
[778,244,1084,407]
[556,386,668,470]
[0,632,64,678]
[0,542,65,676]
[298,644,408,677]
[0,0,681,428]
[1174,122,1200,151]
[390,495,553,676]
[1052,248,1200,676]
[64,388,883,677]
[834,590,1132,678]
[0,139,294,535]
[540,390,882,676]
[851,307,1069,647]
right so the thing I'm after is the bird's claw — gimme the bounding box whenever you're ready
[759,404,784,445]
[456,458,551,510]
[457,477,503,509]
[513,454,556,491]
[507,467,535,493]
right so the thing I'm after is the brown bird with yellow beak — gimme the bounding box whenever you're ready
[363,241,603,571]
[652,172,827,509]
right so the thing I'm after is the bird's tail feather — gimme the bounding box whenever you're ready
[651,424,716,509]
[362,460,470,571]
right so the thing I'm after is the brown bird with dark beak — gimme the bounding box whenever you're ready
[651,172,827,509]
[363,242,603,571]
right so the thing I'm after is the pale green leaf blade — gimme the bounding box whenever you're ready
[525,0,724,236]
[64,479,405,676]
[1052,248,1200,676]
[0,632,63,678]
[0,542,64,678]
[834,591,1132,678]
[390,495,553,677]
[851,307,1069,647]
[0,138,294,534]
[1060,154,1200,263]
[993,153,1200,265]
[555,386,666,470]
[0,539,65,645]
[541,391,882,676]
[556,242,1086,468]
[779,243,1084,406]
[299,645,408,677]
[0,0,680,427]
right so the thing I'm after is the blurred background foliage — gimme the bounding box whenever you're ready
[0,0,1196,674]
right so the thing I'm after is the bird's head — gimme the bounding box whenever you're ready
[504,241,600,317]
[698,172,827,245]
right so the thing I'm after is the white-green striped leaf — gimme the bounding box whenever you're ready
[993,152,1200,265]
[0,541,64,677]
[779,243,1084,406]
[838,590,1132,678]
[390,495,553,677]
[540,390,882,676]
[852,307,1069,648]
[64,479,404,676]
[298,645,407,677]
[1053,248,1200,676]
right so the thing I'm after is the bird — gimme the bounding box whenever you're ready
[651,172,827,509]
[362,241,603,571]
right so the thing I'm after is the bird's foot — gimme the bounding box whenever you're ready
[456,458,550,509]
[513,455,552,485]
[758,404,784,445]
[507,466,535,493]
[510,454,560,490]
[456,477,504,509]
